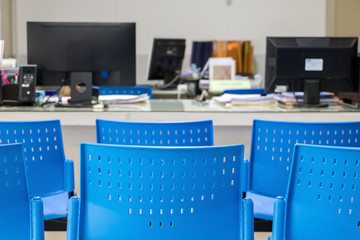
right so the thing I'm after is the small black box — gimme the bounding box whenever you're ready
[18,65,37,105]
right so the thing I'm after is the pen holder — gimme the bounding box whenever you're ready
[2,84,20,105]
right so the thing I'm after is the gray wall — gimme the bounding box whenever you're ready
[12,0,327,84]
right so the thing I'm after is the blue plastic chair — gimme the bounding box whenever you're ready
[96,119,214,146]
[67,143,254,240]
[0,120,74,220]
[222,88,265,95]
[245,120,360,220]
[98,86,153,99]
[0,143,44,240]
[270,144,360,240]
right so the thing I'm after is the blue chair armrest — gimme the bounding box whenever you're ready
[242,158,250,193]
[243,198,254,240]
[272,196,286,240]
[65,158,75,192]
[67,196,80,240]
[31,196,44,240]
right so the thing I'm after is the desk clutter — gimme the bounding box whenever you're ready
[212,91,343,108]
[1,65,37,106]
[191,40,255,76]
[1,118,360,239]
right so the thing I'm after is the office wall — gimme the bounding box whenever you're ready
[13,0,327,84]
[1,0,14,57]
[333,0,360,50]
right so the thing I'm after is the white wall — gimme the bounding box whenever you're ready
[14,0,327,84]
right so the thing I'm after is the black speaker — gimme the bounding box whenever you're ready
[18,65,37,105]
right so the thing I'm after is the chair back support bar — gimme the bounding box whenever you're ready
[96,119,214,146]
[99,86,153,99]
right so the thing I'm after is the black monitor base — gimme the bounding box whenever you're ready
[156,84,178,90]
[292,102,329,108]
[292,79,329,108]
[54,103,94,108]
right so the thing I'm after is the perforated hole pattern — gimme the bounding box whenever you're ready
[250,120,360,196]
[287,144,360,237]
[0,145,25,192]
[82,144,241,230]
[99,86,151,97]
[0,121,66,195]
[96,120,213,146]
[0,143,31,239]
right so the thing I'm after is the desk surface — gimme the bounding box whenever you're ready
[0,99,359,126]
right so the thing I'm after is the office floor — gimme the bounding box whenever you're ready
[45,232,271,239]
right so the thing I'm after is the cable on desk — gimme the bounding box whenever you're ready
[154,75,180,90]
[41,72,70,107]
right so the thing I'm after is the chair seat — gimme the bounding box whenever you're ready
[246,191,275,220]
[42,191,69,220]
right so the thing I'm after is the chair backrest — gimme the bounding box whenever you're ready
[79,143,244,239]
[96,119,214,146]
[99,86,153,99]
[0,143,31,239]
[284,144,360,239]
[249,120,360,198]
[222,88,265,95]
[0,120,66,198]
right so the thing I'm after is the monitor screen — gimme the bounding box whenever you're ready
[148,38,186,88]
[265,37,358,106]
[27,22,136,86]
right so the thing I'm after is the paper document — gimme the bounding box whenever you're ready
[99,94,149,104]
[274,92,340,104]
[209,80,252,93]
[213,93,275,105]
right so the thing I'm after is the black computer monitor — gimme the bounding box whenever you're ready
[148,38,186,89]
[265,37,358,107]
[27,22,136,87]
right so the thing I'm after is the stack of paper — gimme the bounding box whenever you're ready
[274,92,340,105]
[212,93,275,105]
[99,94,149,104]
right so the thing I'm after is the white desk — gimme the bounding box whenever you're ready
[0,99,359,127]
[2,99,359,193]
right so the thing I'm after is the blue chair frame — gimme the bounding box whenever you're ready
[67,143,254,240]
[0,143,44,240]
[0,120,74,220]
[245,119,360,220]
[98,86,153,99]
[96,119,214,146]
[270,144,360,239]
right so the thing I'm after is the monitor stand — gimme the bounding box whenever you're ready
[293,79,328,108]
[157,66,181,90]
[55,72,93,107]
